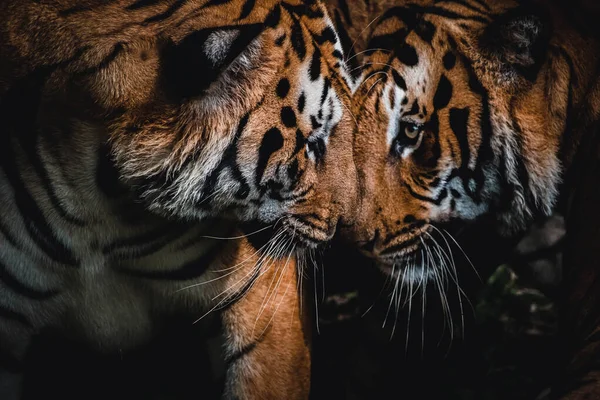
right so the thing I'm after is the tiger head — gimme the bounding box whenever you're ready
[0,0,358,248]
[348,1,570,277]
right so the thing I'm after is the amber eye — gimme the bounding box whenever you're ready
[404,122,423,139]
[393,120,424,157]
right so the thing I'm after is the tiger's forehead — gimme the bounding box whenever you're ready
[5,1,341,63]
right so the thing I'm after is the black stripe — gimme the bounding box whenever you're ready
[433,74,453,110]
[444,0,491,15]
[314,26,338,46]
[203,0,233,7]
[1,69,79,267]
[320,77,331,105]
[0,306,31,327]
[18,126,86,227]
[333,11,360,80]
[0,259,59,300]
[455,42,493,202]
[404,182,448,205]
[238,0,256,20]
[412,175,433,192]
[162,23,264,100]
[143,0,187,24]
[415,5,490,23]
[216,257,262,313]
[265,4,282,27]
[338,0,353,26]
[404,100,420,116]
[290,17,307,61]
[381,220,426,247]
[379,236,421,256]
[41,123,83,196]
[292,129,306,156]
[2,151,79,267]
[256,128,284,186]
[102,224,184,252]
[75,42,125,76]
[281,107,297,128]
[126,0,161,10]
[365,34,401,56]
[0,218,21,250]
[309,48,322,81]
[392,70,407,90]
[471,0,491,11]
[225,341,258,365]
[293,213,329,233]
[281,2,324,19]
[102,224,192,258]
[172,219,224,252]
[377,6,417,27]
[117,240,227,281]
[449,107,471,176]
[59,5,93,16]
[198,113,251,207]
[415,20,436,44]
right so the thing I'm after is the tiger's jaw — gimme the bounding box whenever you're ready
[358,225,428,279]
[356,220,468,283]
[281,213,338,249]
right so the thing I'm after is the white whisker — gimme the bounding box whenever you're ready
[345,13,384,64]
[252,234,296,330]
[356,71,388,92]
[256,244,296,339]
[405,263,414,352]
[348,61,397,75]
[441,227,480,282]
[420,249,426,358]
[199,223,274,240]
[191,228,288,323]
[175,228,286,292]
[345,48,391,64]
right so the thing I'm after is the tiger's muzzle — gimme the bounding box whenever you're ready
[282,213,337,249]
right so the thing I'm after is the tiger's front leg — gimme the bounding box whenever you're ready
[220,254,311,400]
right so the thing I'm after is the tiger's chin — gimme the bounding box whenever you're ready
[240,214,336,257]
[368,220,468,285]
[374,249,439,285]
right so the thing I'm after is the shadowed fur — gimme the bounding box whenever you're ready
[0,1,359,398]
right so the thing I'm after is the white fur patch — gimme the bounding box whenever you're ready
[203,29,240,66]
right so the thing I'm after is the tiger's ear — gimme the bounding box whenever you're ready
[479,5,551,80]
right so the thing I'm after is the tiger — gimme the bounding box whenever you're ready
[322,0,600,398]
[0,1,359,399]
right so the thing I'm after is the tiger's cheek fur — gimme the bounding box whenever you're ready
[341,0,574,268]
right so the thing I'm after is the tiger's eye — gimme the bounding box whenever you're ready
[404,123,422,139]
